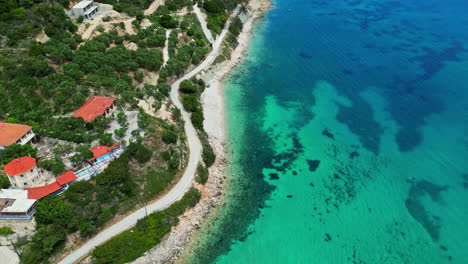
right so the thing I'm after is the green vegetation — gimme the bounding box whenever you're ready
[70,145,93,166]
[0,226,14,236]
[1,0,244,261]
[200,131,216,167]
[38,155,66,176]
[0,1,74,47]
[202,0,242,35]
[99,0,153,16]
[95,154,130,185]
[179,78,206,131]
[20,114,187,263]
[162,129,178,144]
[92,187,201,264]
[133,143,153,164]
[0,175,11,188]
[196,164,209,184]
[0,144,37,165]
[177,78,216,167]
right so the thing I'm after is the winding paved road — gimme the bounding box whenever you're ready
[58,6,240,264]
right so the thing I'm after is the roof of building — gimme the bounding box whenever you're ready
[25,182,62,200]
[73,0,93,9]
[56,170,78,185]
[0,123,32,147]
[72,96,116,122]
[0,189,36,213]
[4,157,36,176]
[88,143,121,162]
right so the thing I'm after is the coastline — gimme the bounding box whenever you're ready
[131,0,271,263]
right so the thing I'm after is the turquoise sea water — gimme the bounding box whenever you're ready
[187,0,468,263]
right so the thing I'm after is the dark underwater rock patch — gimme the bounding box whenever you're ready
[349,151,359,159]
[462,174,468,189]
[322,129,335,139]
[286,195,293,198]
[405,180,448,242]
[306,159,320,172]
[299,51,313,59]
[269,173,280,180]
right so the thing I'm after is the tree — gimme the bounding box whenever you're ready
[0,175,11,189]
[159,14,178,28]
[181,95,200,112]
[38,156,66,176]
[196,164,209,184]
[96,156,129,185]
[0,144,37,165]
[99,133,114,146]
[157,82,171,97]
[180,80,198,94]
[63,63,85,80]
[0,226,13,236]
[35,195,75,230]
[136,11,144,22]
[134,144,152,164]
[114,128,126,139]
[191,110,204,131]
[161,130,177,144]
[71,145,93,165]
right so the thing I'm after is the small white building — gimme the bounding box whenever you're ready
[69,0,100,20]
[3,157,44,188]
[0,189,37,220]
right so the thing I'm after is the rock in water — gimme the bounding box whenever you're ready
[269,173,280,180]
[306,160,320,172]
[322,129,335,139]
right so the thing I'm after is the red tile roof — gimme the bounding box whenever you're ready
[26,182,62,199]
[72,96,116,122]
[56,170,78,185]
[4,157,36,176]
[0,123,32,146]
[88,143,121,162]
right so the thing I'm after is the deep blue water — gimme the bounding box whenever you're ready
[187,0,468,263]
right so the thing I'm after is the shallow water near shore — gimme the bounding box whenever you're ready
[186,0,468,263]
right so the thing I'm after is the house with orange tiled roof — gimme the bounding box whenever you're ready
[72,96,116,122]
[3,157,47,188]
[0,123,35,150]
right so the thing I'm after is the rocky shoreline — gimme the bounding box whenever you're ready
[131,0,271,263]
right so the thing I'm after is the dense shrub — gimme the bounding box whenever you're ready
[199,132,216,167]
[96,155,130,185]
[196,164,209,184]
[0,226,13,236]
[182,95,200,112]
[0,144,37,165]
[92,188,201,264]
[191,110,204,131]
[39,156,66,175]
[162,130,178,144]
[135,144,153,164]
[0,175,11,189]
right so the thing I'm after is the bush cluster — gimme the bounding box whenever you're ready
[92,188,201,264]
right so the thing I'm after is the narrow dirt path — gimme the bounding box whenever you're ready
[162,30,171,67]
[193,4,215,44]
[144,0,164,16]
[124,18,136,35]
